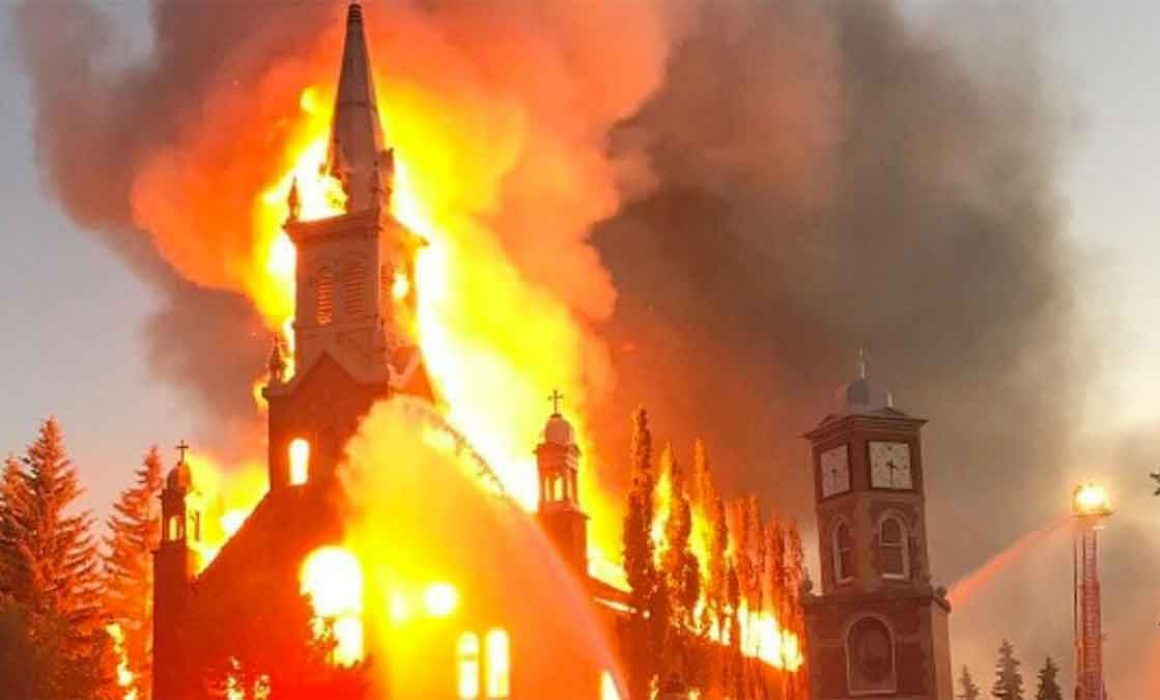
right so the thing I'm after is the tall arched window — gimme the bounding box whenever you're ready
[484,628,511,699]
[879,515,909,579]
[846,616,896,694]
[289,438,311,486]
[316,268,334,325]
[457,632,480,699]
[832,520,854,583]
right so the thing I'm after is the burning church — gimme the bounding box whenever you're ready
[152,4,626,699]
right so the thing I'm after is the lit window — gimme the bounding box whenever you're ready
[457,633,481,700]
[833,521,854,583]
[484,628,510,699]
[166,515,181,541]
[316,268,334,325]
[879,516,909,579]
[289,438,310,486]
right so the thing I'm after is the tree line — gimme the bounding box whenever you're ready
[620,407,808,700]
[957,638,1063,700]
[0,417,162,700]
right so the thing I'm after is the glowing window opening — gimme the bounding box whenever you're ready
[484,628,510,698]
[457,632,481,699]
[289,438,310,486]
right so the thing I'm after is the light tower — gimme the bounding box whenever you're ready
[1072,483,1111,700]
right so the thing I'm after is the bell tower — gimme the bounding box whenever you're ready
[535,391,589,576]
[263,2,431,492]
[802,355,953,700]
[152,442,200,700]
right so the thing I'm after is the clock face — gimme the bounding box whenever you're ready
[869,441,912,490]
[820,445,850,498]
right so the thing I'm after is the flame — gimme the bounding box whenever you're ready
[105,623,139,700]
[650,458,804,671]
[300,546,365,667]
[183,454,269,572]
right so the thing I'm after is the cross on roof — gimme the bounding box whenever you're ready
[175,440,191,463]
[548,389,564,415]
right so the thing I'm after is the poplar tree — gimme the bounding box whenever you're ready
[659,443,700,672]
[958,665,981,700]
[6,418,113,698]
[991,639,1024,700]
[104,446,165,700]
[1034,657,1062,700]
[623,408,661,697]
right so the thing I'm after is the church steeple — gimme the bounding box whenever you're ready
[327,2,393,212]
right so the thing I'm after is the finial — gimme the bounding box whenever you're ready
[175,440,191,464]
[287,177,301,221]
[267,334,287,383]
[548,389,564,416]
[857,348,869,380]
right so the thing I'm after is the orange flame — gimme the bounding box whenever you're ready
[300,546,365,667]
[105,623,139,700]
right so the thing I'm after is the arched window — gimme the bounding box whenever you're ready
[166,515,181,542]
[289,438,311,486]
[846,616,896,693]
[879,515,909,579]
[484,628,511,699]
[316,268,334,325]
[832,520,854,583]
[457,632,480,700]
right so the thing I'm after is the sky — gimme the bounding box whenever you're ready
[1,0,1159,694]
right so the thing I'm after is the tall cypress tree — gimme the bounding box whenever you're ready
[7,418,113,698]
[1034,657,1062,700]
[623,407,661,698]
[991,639,1024,700]
[958,665,981,700]
[104,446,165,700]
[659,442,700,673]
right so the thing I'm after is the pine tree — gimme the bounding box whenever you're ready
[623,407,661,699]
[991,639,1024,700]
[6,418,113,698]
[1034,657,1062,700]
[104,446,165,700]
[958,665,981,700]
[0,455,31,596]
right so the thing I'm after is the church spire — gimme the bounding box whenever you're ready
[327,2,393,212]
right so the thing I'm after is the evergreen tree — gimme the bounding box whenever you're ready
[991,639,1024,700]
[659,443,700,672]
[5,418,113,698]
[623,408,661,698]
[958,665,981,700]
[0,455,31,595]
[1034,657,1062,700]
[104,446,165,700]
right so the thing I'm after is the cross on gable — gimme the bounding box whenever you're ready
[175,440,191,463]
[548,389,564,415]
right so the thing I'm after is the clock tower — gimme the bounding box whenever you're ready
[802,357,953,699]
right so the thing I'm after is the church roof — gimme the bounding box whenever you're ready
[544,413,576,447]
[327,2,390,213]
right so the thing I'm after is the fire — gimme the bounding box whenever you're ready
[183,454,269,572]
[423,582,459,618]
[300,546,365,667]
[106,623,138,700]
